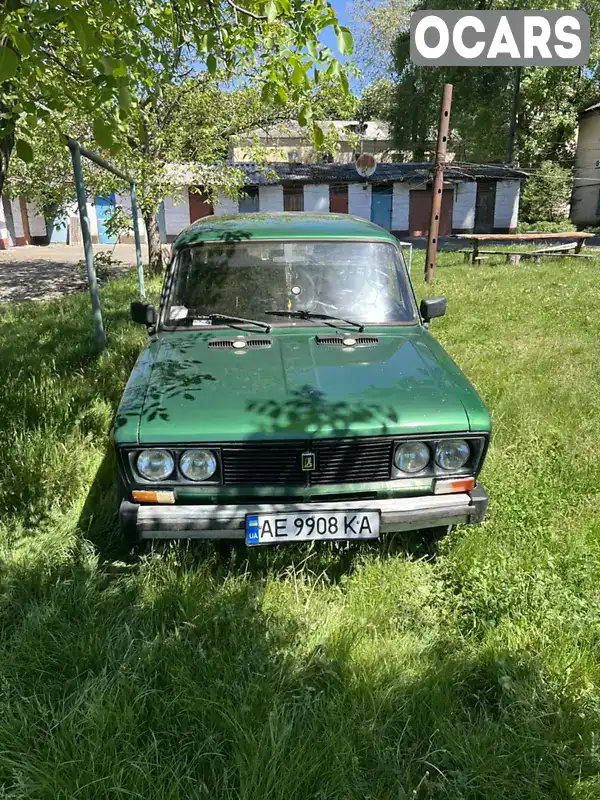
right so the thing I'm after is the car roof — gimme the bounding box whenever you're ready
[173,212,399,249]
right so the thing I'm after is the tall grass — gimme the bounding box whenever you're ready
[0,256,599,798]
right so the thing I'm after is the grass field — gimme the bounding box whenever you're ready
[1,251,600,798]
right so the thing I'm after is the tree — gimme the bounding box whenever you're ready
[388,0,600,166]
[519,161,572,223]
[349,0,410,81]
[1,0,352,210]
[357,78,395,122]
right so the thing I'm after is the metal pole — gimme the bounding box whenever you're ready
[68,141,105,352]
[424,83,452,284]
[506,66,521,165]
[129,182,145,299]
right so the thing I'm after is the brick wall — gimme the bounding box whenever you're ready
[163,188,191,238]
[452,182,477,233]
[392,182,409,232]
[259,185,283,212]
[348,183,372,220]
[493,180,520,232]
[303,184,329,212]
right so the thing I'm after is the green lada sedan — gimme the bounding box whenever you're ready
[114,212,490,546]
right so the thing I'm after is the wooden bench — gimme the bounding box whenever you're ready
[455,232,595,264]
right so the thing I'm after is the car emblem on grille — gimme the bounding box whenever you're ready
[301,452,316,471]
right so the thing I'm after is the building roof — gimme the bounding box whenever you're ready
[174,212,398,250]
[237,119,391,141]
[169,161,527,186]
[239,161,527,184]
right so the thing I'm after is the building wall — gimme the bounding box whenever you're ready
[114,192,148,243]
[348,183,372,220]
[303,184,329,212]
[493,180,520,232]
[231,138,394,164]
[213,193,239,216]
[0,197,10,249]
[10,198,25,245]
[453,182,477,233]
[26,203,48,244]
[163,189,191,238]
[392,183,410,233]
[259,185,283,212]
[571,111,600,225]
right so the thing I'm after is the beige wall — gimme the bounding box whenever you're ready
[571,111,600,225]
[231,138,395,164]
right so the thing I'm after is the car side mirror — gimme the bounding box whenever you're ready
[131,301,156,326]
[420,297,447,323]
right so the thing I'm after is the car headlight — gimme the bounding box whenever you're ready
[137,449,175,481]
[435,439,470,471]
[180,449,217,481]
[394,441,430,473]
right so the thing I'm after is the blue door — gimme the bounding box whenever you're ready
[371,185,393,230]
[95,194,117,244]
[47,214,68,243]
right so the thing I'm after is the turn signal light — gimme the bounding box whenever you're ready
[131,490,175,504]
[434,476,475,495]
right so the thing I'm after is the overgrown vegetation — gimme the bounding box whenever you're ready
[1,256,600,798]
[520,161,573,224]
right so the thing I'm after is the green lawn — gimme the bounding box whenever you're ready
[1,253,600,799]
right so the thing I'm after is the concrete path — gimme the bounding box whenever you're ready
[0,243,156,302]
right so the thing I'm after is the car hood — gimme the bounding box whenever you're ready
[115,328,489,445]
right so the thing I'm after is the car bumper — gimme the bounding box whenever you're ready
[120,485,488,540]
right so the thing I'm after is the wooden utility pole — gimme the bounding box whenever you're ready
[506,66,521,165]
[425,83,452,284]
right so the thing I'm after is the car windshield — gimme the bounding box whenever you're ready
[163,240,417,327]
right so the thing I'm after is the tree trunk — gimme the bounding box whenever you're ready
[0,132,14,198]
[144,210,163,276]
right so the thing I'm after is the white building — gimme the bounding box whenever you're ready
[571,102,600,226]
[0,161,525,250]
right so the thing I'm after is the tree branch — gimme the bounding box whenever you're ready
[225,0,267,20]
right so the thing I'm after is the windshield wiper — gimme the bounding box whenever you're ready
[188,312,271,333]
[263,309,365,332]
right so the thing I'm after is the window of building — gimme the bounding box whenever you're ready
[596,188,600,215]
[283,186,304,212]
[239,186,259,213]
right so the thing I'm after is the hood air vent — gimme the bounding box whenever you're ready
[315,335,379,347]
[208,338,272,349]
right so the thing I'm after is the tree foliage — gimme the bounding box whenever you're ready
[519,161,572,223]
[0,0,352,196]
[388,0,600,166]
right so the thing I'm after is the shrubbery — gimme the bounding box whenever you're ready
[517,219,576,233]
[520,161,572,223]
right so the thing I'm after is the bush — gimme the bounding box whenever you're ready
[520,161,572,223]
[517,219,576,233]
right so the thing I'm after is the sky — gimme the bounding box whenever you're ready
[319,0,363,92]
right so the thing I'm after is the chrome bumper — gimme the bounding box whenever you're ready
[120,486,488,540]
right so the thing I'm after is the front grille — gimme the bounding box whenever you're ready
[221,438,393,486]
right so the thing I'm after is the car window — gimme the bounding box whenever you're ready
[163,240,417,326]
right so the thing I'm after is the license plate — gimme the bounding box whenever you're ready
[245,510,380,546]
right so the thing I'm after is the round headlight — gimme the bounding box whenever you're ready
[137,449,174,481]
[435,439,470,471]
[394,441,430,474]
[180,449,217,481]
